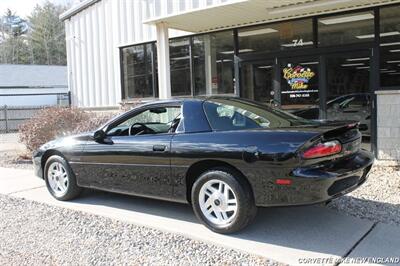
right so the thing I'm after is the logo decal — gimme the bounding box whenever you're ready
[283,64,315,90]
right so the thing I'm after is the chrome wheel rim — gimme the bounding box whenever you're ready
[199,180,238,226]
[47,162,69,197]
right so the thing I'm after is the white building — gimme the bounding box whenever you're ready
[61,0,400,161]
[0,64,69,107]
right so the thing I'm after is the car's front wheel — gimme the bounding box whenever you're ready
[191,168,257,234]
[44,155,82,201]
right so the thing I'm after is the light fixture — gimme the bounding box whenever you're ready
[281,41,313,47]
[341,63,364,67]
[216,59,233,63]
[171,56,190,60]
[380,42,400,47]
[380,68,388,71]
[238,28,277,37]
[258,65,272,69]
[220,49,254,54]
[387,60,400,63]
[381,70,396,73]
[319,13,374,25]
[356,66,370,69]
[390,49,400,53]
[346,57,369,61]
[388,72,400,75]
[300,62,319,65]
[356,31,400,39]
[267,0,354,15]
[169,40,200,47]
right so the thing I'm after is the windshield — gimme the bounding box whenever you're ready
[204,98,318,131]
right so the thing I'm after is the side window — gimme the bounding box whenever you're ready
[204,101,270,131]
[107,106,181,136]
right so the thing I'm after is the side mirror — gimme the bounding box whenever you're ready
[333,103,340,111]
[93,129,106,142]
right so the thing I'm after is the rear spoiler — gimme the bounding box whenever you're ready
[322,121,360,143]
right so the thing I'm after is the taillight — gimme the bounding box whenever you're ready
[302,140,342,159]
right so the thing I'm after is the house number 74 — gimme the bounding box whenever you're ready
[292,39,304,46]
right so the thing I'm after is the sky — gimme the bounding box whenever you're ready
[0,0,78,18]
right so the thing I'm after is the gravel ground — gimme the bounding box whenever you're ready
[329,165,400,226]
[0,195,279,266]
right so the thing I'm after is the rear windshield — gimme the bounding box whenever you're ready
[203,98,317,131]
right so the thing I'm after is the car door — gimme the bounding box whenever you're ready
[77,104,182,201]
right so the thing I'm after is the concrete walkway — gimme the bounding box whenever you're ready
[1,167,399,265]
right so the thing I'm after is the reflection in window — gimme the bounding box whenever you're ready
[170,38,191,96]
[238,19,313,53]
[380,6,400,88]
[192,31,235,95]
[318,11,375,46]
[241,62,274,105]
[121,43,155,99]
[325,52,371,150]
[326,53,370,100]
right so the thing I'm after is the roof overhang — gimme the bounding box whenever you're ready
[60,0,100,21]
[144,0,400,33]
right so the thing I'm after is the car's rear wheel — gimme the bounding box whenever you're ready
[191,168,257,234]
[44,155,82,201]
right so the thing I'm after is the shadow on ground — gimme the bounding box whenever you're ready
[72,189,375,258]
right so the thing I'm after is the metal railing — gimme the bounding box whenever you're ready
[0,92,71,133]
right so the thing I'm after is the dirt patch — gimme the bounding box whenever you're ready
[0,133,32,169]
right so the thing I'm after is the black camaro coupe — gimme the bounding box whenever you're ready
[33,97,374,234]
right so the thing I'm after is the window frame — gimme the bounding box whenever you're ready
[120,41,158,100]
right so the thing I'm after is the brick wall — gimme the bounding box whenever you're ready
[376,90,400,161]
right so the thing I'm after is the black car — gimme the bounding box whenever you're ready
[33,97,374,234]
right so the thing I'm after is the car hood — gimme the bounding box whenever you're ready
[39,132,93,151]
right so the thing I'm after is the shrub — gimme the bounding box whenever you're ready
[71,112,114,134]
[19,107,114,152]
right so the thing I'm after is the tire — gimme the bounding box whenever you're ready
[191,167,257,234]
[44,155,82,201]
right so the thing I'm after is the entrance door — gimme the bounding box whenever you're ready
[241,56,321,117]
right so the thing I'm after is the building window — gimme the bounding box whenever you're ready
[318,11,375,46]
[238,19,313,54]
[121,43,156,99]
[170,37,191,96]
[380,5,400,88]
[192,30,235,95]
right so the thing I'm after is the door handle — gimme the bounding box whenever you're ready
[153,145,166,152]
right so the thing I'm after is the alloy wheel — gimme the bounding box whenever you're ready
[198,179,238,226]
[47,162,69,197]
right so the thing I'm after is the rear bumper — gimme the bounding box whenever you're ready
[259,149,374,207]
